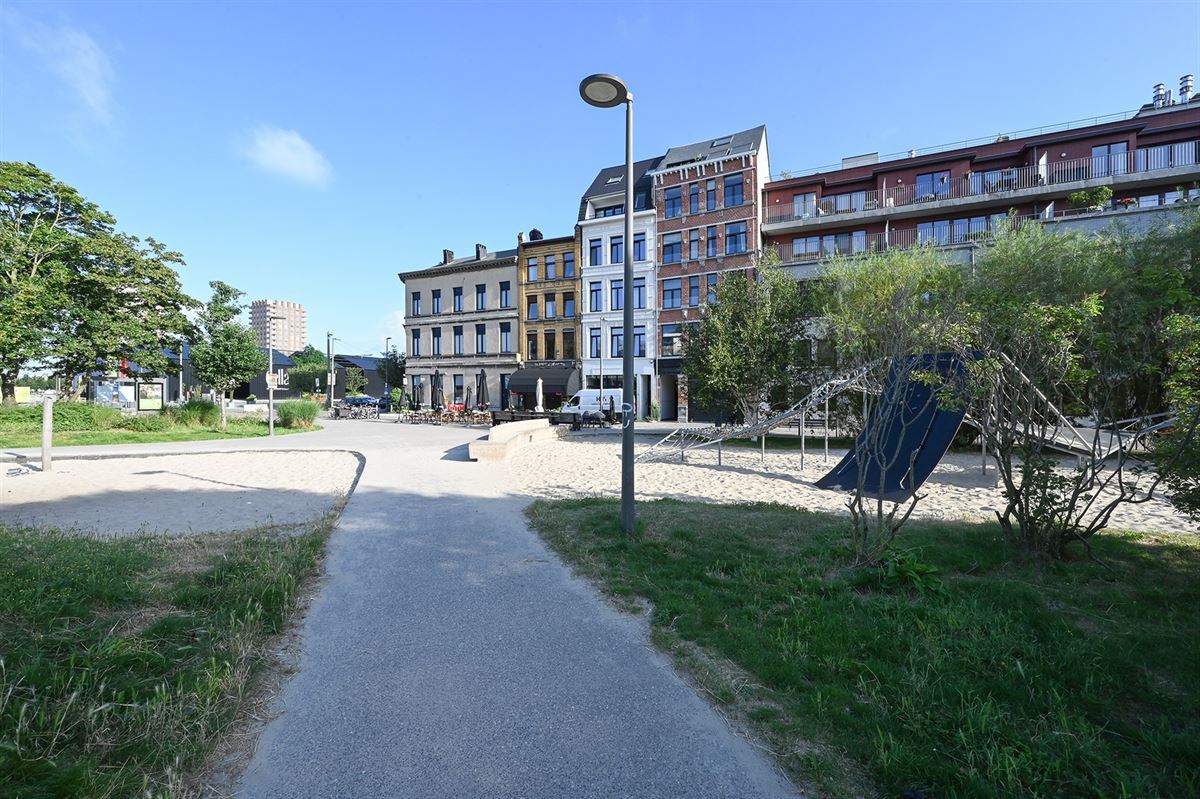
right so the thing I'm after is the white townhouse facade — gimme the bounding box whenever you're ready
[577,157,663,419]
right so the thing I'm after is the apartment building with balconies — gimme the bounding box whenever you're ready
[651,125,769,421]
[761,76,1200,278]
[398,243,519,409]
[577,157,662,419]
[512,229,582,409]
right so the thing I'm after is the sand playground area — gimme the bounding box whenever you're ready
[509,436,1197,535]
[0,450,360,536]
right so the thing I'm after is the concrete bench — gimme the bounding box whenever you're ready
[468,418,561,462]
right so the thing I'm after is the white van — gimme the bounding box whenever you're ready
[559,389,623,422]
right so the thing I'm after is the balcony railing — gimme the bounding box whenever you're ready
[765,141,1200,225]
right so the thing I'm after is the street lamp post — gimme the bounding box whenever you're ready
[581,73,636,535]
[384,335,392,407]
[268,314,286,436]
[326,331,339,411]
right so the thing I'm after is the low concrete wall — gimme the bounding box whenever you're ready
[468,418,560,462]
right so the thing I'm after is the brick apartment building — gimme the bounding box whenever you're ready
[250,299,307,354]
[651,125,770,421]
[512,229,582,409]
[398,244,520,410]
[761,76,1200,279]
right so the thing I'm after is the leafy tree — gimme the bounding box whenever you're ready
[683,255,811,425]
[0,162,195,402]
[377,346,405,391]
[290,344,325,368]
[344,366,366,395]
[189,282,266,431]
[286,345,327,396]
[1155,312,1200,520]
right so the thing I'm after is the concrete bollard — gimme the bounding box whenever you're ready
[41,391,57,472]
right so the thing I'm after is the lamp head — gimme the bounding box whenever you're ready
[580,74,628,108]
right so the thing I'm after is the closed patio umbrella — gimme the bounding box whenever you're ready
[535,377,544,412]
[432,371,442,410]
[477,370,489,408]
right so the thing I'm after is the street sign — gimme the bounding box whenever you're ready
[266,369,289,389]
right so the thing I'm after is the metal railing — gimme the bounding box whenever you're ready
[764,141,1200,225]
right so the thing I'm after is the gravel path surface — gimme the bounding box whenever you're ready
[0,450,360,535]
[510,436,1197,534]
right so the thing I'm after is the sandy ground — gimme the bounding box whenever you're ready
[509,436,1197,535]
[0,450,360,536]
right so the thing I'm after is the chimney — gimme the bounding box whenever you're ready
[1153,83,1166,107]
[1182,74,1194,104]
[517,232,526,246]
[442,249,454,265]
[530,228,544,241]
[475,243,487,260]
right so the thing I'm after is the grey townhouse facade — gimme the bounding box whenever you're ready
[399,244,520,409]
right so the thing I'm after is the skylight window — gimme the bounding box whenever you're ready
[606,175,623,184]
[711,136,732,148]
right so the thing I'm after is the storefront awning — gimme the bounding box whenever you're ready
[508,365,581,396]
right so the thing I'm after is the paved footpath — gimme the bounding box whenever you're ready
[5,422,798,798]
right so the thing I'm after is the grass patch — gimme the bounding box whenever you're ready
[527,498,1200,798]
[0,420,320,449]
[0,514,337,796]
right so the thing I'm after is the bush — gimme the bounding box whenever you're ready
[0,402,122,432]
[116,414,175,432]
[168,399,220,427]
[277,400,320,429]
[246,394,257,403]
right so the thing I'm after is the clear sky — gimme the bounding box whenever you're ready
[3,0,1197,355]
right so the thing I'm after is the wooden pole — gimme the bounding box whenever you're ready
[41,392,55,472]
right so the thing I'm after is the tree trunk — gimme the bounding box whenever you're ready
[220,391,228,432]
[1,369,16,405]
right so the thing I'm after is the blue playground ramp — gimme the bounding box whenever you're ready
[815,352,972,502]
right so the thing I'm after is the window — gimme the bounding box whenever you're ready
[852,230,867,253]
[545,254,556,280]
[563,292,576,318]
[589,238,602,266]
[411,291,422,316]
[589,327,601,358]
[1092,141,1128,177]
[915,170,951,200]
[411,375,421,401]
[918,220,950,246]
[500,322,512,353]
[610,327,624,357]
[633,233,646,261]
[711,136,732,147]
[1139,193,1161,208]
[633,276,646,309]
[475,324,486,353]
[545,294,556,319]
[453,325,463,355]
[527,257,538,282]
[589,281,602,312]
[475,284,486,310]
[724,173,744,207]
[527,295,539,321]
[1137,140,1198,172]
[563,329,576,359]
[952,218,969,243]
[665,186,682,218]
[793,192,816,218]
[526,332,538,360]
[633,326,646,357]
[432,327,442,356]
[610,235,623,265]
[689,229,700,260]
[706,180,716,211]
[563,252,575,277]
[544,330,557,360]
[500,374,510,409]
[689,183,699,214]
[725,222,747,255]
[453,374,464,404]
[662,323,682,356]
[706,226,717,257]
[706,273,718,304]
[499,281,511,307]
[432,289,442,314]
[688,275,700,307]
[452,287,463,312]
[597,204,623,217]
[611,278,624,310]
[663,277,681,309]
[411,329,421,356]
[663,232,682,264]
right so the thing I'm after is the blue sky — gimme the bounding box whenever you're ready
[3,0,1197,355]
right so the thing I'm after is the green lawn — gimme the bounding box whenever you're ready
[0,516,335,797]
[0,421,320,449]
[527,498,1200,799]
